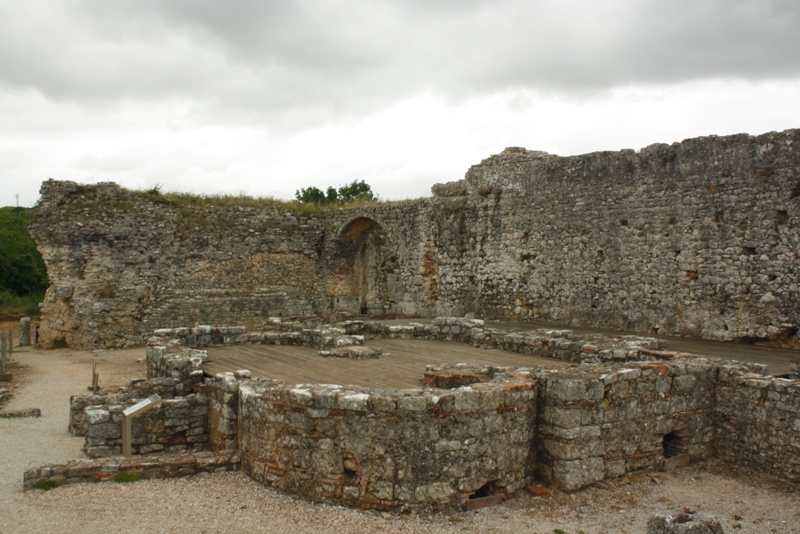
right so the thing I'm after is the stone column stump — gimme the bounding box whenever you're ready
[20,317,31,346]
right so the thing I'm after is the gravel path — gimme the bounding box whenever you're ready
[2,347,799,533]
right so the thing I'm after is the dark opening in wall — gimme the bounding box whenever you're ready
[663,432,688,459]
[469,483,494,499]
[466,481,504,510]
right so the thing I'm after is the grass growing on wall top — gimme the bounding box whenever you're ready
[137,186,405,216]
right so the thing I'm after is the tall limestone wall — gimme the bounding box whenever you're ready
[429,129,800,344]
[30,128,800,348]
[30,181,328,348]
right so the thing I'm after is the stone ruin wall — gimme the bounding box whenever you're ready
[58,320,800,512]
[29,128,800,349]
[238,375,538,511]
[430,129,800,344]
[29,180,328,348]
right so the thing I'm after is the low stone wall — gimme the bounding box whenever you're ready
[206,371,248,451]
[714,364,800,482]
[82,391,210,458]
[146,339,208,382]
[47,318,799,512]
[70,342,218,458]
[152,317,669,366]
[69,376,201,437]
[238,371,539,512]
[536,357,718,490]
[23,451,239,491]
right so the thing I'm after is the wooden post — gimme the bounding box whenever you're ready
[92,363,99,393]
[0,332,6,369]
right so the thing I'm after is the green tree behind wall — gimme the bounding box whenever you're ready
[0,207,48,316]
[295,180,376,205]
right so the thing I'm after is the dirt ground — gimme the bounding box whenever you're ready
[1,328,799,533]
[204,338,567,389]
[484,319,800,375]
[202,319,800,387]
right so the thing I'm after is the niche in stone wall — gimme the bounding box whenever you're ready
[662,430,692,471]
[327,217,391,315]
[663,431,687,458]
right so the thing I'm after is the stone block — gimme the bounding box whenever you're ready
[397,395,426,412]
[646,509,724,533]
[541,436,605,461]
[664,453,691,472]
[551,457,604,491]
[85,408,110,425]
[288,388,314,407]
[88,422,120,439]
[338,393,370,411]
[342,485,360,500]
[547,377,603,402]
[55,286,73,298]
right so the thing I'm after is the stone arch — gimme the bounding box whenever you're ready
[338,217,379,241]
[328,217,390,315]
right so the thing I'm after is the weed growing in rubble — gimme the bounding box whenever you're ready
[113,471,140,483]
[35,479,63,491]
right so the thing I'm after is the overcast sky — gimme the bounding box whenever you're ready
[2,0,799,207]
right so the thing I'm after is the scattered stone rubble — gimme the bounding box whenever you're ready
[647,509,724,533]
[24,317,796,513]
[319,346,382,359]
[151,316,670,365]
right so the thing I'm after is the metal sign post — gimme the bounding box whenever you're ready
[122,394,163,457]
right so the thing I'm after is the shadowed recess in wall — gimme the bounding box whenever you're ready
[339,217,378,240]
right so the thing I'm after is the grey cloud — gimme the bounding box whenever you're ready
[1,0,798,123]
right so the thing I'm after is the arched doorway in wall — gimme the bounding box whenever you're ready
[329,217,388,315]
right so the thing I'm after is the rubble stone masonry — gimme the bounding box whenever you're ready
[29,129,800,349]
[57,321,799,512]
